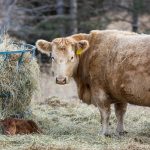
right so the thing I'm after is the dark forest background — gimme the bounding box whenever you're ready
[0,0,150,44]
[0,0,149,64]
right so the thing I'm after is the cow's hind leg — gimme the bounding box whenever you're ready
[114,103,127,135]
[92,88,111,136]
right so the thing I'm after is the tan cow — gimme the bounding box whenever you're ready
[36,30,150,136]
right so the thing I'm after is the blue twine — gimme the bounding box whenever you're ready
[0,44,36,70]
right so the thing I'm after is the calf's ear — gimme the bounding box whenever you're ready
[76,40,89,55]
[36,39,52,56]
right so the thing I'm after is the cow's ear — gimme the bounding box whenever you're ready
[76,40,89,55]
[36,39,52,56]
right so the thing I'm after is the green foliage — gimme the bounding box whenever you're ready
[79,19,109,32]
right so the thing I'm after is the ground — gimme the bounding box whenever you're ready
[0,97,150,150]
[0,73,150,150]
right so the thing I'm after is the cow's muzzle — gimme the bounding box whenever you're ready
[56,76,66,85]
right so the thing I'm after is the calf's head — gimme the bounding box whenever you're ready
[36,37,89,84]
[0,118,16,135]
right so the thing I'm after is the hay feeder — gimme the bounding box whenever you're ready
[0,42,39,118]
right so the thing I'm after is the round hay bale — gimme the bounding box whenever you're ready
[0,34,40,118]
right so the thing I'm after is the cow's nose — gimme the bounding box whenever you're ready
[56,76,66,85]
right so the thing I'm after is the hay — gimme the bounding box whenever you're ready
[34,99,150,150]
[0,98,149,150]
[0,34,40,118]
[0,97,149,149]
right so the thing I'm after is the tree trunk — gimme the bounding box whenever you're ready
[132,0,141,32]
[0,0,17,30]
[56,0,65,36]
[70,0,78,34]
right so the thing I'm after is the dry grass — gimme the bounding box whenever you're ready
[0,97,149,150]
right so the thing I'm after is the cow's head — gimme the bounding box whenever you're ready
[36,35,89,85]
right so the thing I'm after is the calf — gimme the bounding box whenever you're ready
[0,118,42,135]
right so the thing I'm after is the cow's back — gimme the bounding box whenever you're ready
[109,34,150,106]
[81,30,150,106]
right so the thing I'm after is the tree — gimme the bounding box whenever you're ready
[132,0,142,32]
[56,0,65,36]
[70,0,78,34]
[0,0,17,30]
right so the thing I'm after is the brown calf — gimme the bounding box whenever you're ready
[0,118,42,135]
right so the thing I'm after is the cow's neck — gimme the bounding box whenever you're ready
[73,53,88,90]
[73,69,81,89]
[73,63,83,100]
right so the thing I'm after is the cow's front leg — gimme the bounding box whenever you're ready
[92,88,111,136]
[99,104,111,136]
[114,103,127,135]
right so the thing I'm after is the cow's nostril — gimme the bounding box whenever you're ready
[63,78,66,83]
[56,77,66,84]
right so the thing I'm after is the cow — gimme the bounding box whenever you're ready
[0,118,42,135]
[36,30,150,136]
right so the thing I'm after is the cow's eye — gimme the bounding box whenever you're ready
[51,57,55,61]
[71,56,74,60]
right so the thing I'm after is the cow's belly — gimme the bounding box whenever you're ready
[110,69,150,106]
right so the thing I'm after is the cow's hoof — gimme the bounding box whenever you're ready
[115,130,128,136]
[104,133,111,137]
[98,132,111,137]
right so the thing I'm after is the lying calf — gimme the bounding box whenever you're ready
[0,118,42,135]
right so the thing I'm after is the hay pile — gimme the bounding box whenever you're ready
[0,34,39,118]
